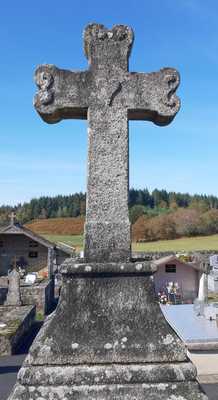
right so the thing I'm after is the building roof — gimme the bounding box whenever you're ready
[152,255,209,273]
[0,222,74,255]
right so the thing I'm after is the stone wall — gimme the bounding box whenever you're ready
[132,250,216,260]
[20,279,54,315]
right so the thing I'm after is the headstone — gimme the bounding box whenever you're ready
[10,211,16,226]
[198,272,208,303]
[4,260,22,306]
[210,254,218,272]
[8,24,208,400]
[47,247,54,279]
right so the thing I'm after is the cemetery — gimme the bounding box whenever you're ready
[0,1,218,398]
[4,22,211,400]
[0,263,36,356]
[0,214,73,314]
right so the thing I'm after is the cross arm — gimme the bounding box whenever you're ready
[34,64,90,123]
[126,68,180,126]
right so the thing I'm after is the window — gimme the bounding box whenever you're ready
[165,264,176,273]
[0,241,3,247]
[29,241,38,248]
[29,251,38,258]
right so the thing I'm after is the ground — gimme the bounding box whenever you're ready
[43,233,218,252]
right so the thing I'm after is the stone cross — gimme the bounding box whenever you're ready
[34,23,180,263]
[5,257,22,306]
[10,211,16,226]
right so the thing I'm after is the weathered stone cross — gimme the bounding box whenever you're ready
[34,23,180,263]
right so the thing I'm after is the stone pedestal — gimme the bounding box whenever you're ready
[8,260,207,399]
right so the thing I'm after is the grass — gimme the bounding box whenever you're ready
[43,234,83,249]
[132,234,218,252]
[35,312,44,321]
[43,233,218,253]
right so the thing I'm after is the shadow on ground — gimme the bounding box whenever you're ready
[0,321,43,400]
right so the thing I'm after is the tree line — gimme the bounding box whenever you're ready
[1,188,218,227]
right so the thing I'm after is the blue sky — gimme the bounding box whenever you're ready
[1,0,218,205]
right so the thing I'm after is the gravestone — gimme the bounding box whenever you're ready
[8,24,208,399]
[4,260,22,306]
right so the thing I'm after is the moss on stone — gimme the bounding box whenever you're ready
[0,319,21,337]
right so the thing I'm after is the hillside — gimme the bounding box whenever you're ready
[26,207,218,243]
[25,217,85,235]
[1,188,218,227]
[24,216,218,252]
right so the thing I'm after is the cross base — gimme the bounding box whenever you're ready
[9,368,207,400]
[8,260,208,399]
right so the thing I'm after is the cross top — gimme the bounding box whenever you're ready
[13,256,17,270]
[84,24,133,69]
[34,23,181,262]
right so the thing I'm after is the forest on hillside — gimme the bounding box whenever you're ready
[1,189,218,225]
[1,188,218,241]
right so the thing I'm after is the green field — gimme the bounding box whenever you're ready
[132,235,218,252]
[43,234,218,252]
[44,234,83,249]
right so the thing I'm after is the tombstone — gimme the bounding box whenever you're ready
[198,272,208,304]
[209,254,218,272]
[4,263,22,306]
[8,24,208,400]
[10,211,16,226]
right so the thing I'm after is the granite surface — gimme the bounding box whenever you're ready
[34,23,180,263]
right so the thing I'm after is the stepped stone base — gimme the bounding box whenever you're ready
[8,260,208,399]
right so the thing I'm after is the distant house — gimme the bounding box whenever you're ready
[0,218,74,314]
[152,255,208,303]
[0,218,74,278]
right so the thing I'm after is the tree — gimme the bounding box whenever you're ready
[129,205,147,224]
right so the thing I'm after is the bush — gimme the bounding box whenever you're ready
[129,205,147,224]
[132,213,177,241]
[199,209,218,235]
[172,209,201,237]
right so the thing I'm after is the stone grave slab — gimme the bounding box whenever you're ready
[162,304,218,350]
[162,304,218,377]
[0,305,35,356]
